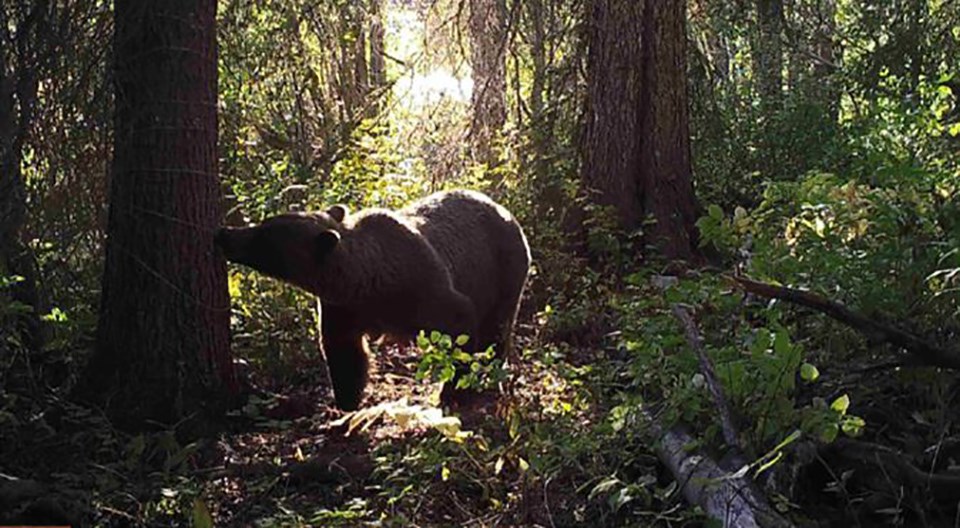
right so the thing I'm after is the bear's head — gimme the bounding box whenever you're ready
[215,205,348,288]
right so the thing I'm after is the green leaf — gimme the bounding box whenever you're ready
[192,499,213,528]
[831,394,850,415]
[773,331,791,356]
[819,423,839,443]
[455,334,470,346]
[430,330,442,344]
[440,364,455,383]
[800,363,820,382]
[708,204,724,220]
[841,415,866,437]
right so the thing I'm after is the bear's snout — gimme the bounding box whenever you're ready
[213,227,231,249]
[214,227,245,260]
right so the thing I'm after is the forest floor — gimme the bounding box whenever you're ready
[4,277,960,526]
[199,326,607,527]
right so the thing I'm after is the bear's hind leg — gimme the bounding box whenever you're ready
[486,262,528,363]
[415,289,478,349]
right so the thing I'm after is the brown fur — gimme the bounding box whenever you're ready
[216,190,530,410]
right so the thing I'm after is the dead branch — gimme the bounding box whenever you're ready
[833,438,960,502]
[728,275,960,370]
[672,303,740,449]
[643,411,794,528]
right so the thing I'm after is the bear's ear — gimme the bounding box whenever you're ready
[327,205,348,223]
[316,229,341,258]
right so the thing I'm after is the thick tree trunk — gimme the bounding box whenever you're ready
[580,0,700,262]
[581,1,644,229]
[86,0,234,429]
[469,0,508,170]
[640,1,699,260]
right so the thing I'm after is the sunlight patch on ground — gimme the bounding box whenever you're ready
[331,397,472,442]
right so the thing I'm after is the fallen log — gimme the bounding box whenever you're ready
[728,275,960,370]
[643,411,794,528]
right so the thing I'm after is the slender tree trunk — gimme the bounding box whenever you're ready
[85,0,234,429]
[525,0,561,220]
[580,0,700,262]
[369,0,386,90]
[812,0,838,121]
[0,2,51,354]
[752,0,784,180]
[362,0,386,120]
[754,0,784,111]
[469,0,508,171]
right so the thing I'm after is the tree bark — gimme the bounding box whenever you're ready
[640,0,700,260]
[754,0,783,111]
[580,0,700,262]
[812,0,838,120]
[84,0,235,429]
[369,0,386,90]
[469,0,508,171]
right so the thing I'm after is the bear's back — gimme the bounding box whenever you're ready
[404,191,528,320]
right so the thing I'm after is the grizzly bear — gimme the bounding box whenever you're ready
[215,190,530,411]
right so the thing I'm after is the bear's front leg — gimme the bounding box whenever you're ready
[320,306,369,411]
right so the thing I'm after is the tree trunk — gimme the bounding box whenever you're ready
[812,0,838,121]
[369,0,386,91]
[754,0,783,111]
[524,0,562,221]
[0,2,51,354]
[469,0,508,171]
[580,0,700,262]
[640,1,699,259]
[85,0,235,429]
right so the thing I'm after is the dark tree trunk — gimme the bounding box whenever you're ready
[640,1,699,260]
[0,2,52,354]
[580,0,700,262]
[812,0,838,120]
[469,0,508,171]
[581,1,644,229]
[84,0,234,429]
